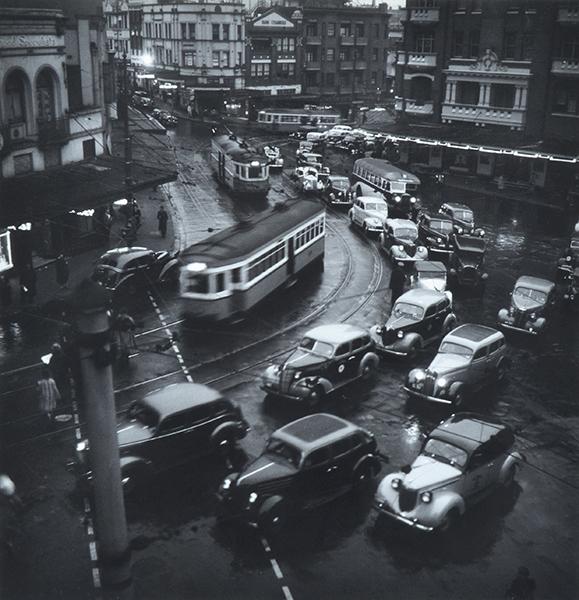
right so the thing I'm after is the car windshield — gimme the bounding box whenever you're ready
[93,266,119,287]
[127,402,159,429]
[395,228,417,241]
[419,270,445,280]
[454,209,473,222]
[99,255,119,267]
[366,202,387,213]
[423,438,468,468]
[438,342,473,357]
[393,302,424,321]
[513,286,547,304]
[331,178,349,190]
[430,220,453,234]
[265,438,302,468]
[299,337,335,357]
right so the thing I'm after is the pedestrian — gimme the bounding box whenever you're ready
[37,367,60,423]
[55,254,69,290]
[0,275,12,310]
[49,342,69,401]
[157,204,169,238]
[505,566,536,600]
[389,262,406,306]
[19,265,36,305]
[112,308,136,367]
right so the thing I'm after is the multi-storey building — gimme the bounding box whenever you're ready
[301,1,390,113]
[103,0,145,63]
[394,0,579,194]
[140,0,245,110]
[245,5,303,101]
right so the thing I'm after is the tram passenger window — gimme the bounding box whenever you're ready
[186,274,208,294]
[235,164,240,175]
[216,273,225,292]
[248,164,261,178]
[232,268,242,284]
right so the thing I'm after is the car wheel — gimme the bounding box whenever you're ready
[453,388,466,408]
[438,508,459,534]
[360,357,378,381]
[306,386,325,411]
[407,340,420,360]
[363,223,369,235]
[259,501,288,535]
[211,430,236,454]
[497,361,508,382]
[502,465,516,488]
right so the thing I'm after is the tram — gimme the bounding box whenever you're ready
[210,134,270,196]
[257,107,340,133]
[351,158,422,219]
[180,200,326,321]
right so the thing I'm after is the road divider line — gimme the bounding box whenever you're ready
[270,558,283,580]
[282,586,294,600]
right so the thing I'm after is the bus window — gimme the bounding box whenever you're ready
[273,115,280,122]
[216,272,225,293]
[248,164,261,178]
[186,274,208,294]
[232,268,242,284]
[391,182,406,193]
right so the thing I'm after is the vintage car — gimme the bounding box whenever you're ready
[417,213,455,257]
[438,202,484,236]
[217,413,381,532]
[374,413,522,532]
[409,261,448,293]
[156,110,178,128]
[348,196,389,234]
[405,324,509,407]
[323,125,352,145]
[261,324,379,408]
[131,90,153,110]
[296,140,320,157]
[562,267,579,310]
[92,247,180,298]
[296,151,324,171]
[76,383,249,493]
[557,233,579,281]
[411,164,445,185]
[448,234,488,288]
[379,218,428,264]
[264,145,284,171]
[369,289,456,358]
[320,174,351,207]
[497,275,556,335]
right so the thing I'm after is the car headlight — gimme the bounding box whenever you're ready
[437,237,442,244]
[330,193,335,200]
[437,377,448,389]
[394,195,401,202]
[398,245,405,252]
[76,441,87,453]
[479,229,485,237]
[414,370,426,381]
[457,227,463,234]
[391,478,401,490]
[397,330,404,339]
[420,491,432,504]
[294,371,302,380]
[410,197,416,204]
[221,478,232,491]
[248,492,258,504]
[529,312,536,320]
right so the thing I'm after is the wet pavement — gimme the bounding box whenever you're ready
[1,119,578,600]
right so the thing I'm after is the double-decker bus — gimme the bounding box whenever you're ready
[350,157,422,219]
[257,107,340,133]
[210,134,270,196]
[180,200,325,322]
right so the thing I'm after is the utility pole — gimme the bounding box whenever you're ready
[121,52,133,194]
[73,279,131,593]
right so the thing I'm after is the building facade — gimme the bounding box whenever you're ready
[245,5,303,100]
[301,1,390,113]
[140,0,245,110]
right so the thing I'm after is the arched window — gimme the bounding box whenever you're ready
[36,68,57,122]
[410,76,433,103]
[214,4,221,12]
[5,71,27,124]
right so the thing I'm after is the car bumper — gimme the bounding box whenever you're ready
[498,321,540,335]
[427,247,453,255]
[373,499,434,532]
[260,382,311,402]
[375,343,410,357]
[403,386,453,405]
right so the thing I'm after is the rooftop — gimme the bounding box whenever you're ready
[304,323,368,344]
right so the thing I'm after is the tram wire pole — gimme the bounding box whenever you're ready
[72,279,132,596]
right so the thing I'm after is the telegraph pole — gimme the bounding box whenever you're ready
[121,52,133,193]
[73,279,131,593]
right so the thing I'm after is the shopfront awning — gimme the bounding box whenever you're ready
[0,154,177,228]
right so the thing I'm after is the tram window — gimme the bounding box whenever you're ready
[248,164,261,178]
[235,164,240,175]
[186,274,208,294]
[232,268,242,284]
[216,272,225,292]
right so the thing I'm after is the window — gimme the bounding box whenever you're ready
[552,84,579,115]
[303,447,330,468]
[473,347,488,361]
[188,23,195,39]
[490,83,515,108]
[355,23,365,38]
[370,71,377,85]
[212,24,220,41]
[183,50,196,67]
[373,23,379,38]
[354,47,365,60]
[327,23,335,37]
[5,71,27,124]
[372,47,378,61]
[352,336,368,351]
[276,37,296,53]
[452,30,464,57]
[339,23,351,37]
[181,23,187,39]
[335,342,350,356]
[306,23,318,37]
[326,72,335,87]
[248,241,285,281]
[521,33,534,60]
[83,139,96,159]
[250,63,270,77]
[212,51,220,67]
[503,31,517,59]
[306,48,318,62]
[278,63,295,78]
[216,272,225,293]
[221,51,229,67]
[326,48,335,61]
[339,48,347,61]
[329,436,358,458]
[469,29,480,58]
[295,217,325,249]
[13,153,33,175]
[415,32,435,53]
[456,81,480,105]
[222,24,230,40]
[489,339,503,354]
[237,24,242,40]
[232,268,241,284]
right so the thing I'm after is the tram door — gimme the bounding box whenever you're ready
[218,152,225,181]
[287,237,295,276]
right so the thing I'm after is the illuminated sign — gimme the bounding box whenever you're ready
[0,230,14,273]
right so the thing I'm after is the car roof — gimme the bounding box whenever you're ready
[386,218,417,230]
[443,202,472,212]
[396,288,447,308]
[329,175,349,182]
[429,412,512,455]
[515,275,555,293]
[354,158,421,185]
[359,196,387,205]
[453,235,486,252]
[414,260,447,274]
[424,212,453,223]
[273,413,360,452]
[142,383,223,419]
[444,323,502,347]
[99,247,152,267]
[304,323,369,345]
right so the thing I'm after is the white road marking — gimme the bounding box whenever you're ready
[282,586,295,600]
[270,558,283,580]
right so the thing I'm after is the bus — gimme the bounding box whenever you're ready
[257,107,340,133]
[350,157,422,219]
[210,134,270,196]
[180,200,325,322]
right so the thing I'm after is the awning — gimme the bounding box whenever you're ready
[0,154,177,227]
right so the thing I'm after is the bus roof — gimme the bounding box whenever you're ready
[258,107,340,116]
[213,134,264,164]
[354,157,421,185]
[181,200,324,269]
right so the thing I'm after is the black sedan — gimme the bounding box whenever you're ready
[320,175,352,207]
[417,213,455,257]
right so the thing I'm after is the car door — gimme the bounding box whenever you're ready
[331,341,352,383]
[347,336,368,379]
[300,445,341,507]
[153,409,198,466]
[353,200,362,225]
[327,436,361,491]
[421,304,437,343]
[463,446,493,499]
[431,300,448,337]
[469,345,489,389]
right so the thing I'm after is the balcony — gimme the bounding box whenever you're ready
[355,37,368,45]
[552,58,579,75]
[251,53,272,62]
[305,61,321,70]
[354,60,367,70]
[406,52,437,68]
[410,8,440,23]
[340,36,355,45]
[277,52,296,62]
[37,117,70,145]
[395,99,434,115]
[306,36,321,45]
[441,103,526,130]
[340,61,354,70]
[557,6,579,23]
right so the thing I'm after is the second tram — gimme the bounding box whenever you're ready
[180,200,326,321]
[257,107,340,133]
[210,134,270,196]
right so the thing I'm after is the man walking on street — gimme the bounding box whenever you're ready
[157,204,169,238]
[389,262,406,306]
[37,368,60,424]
